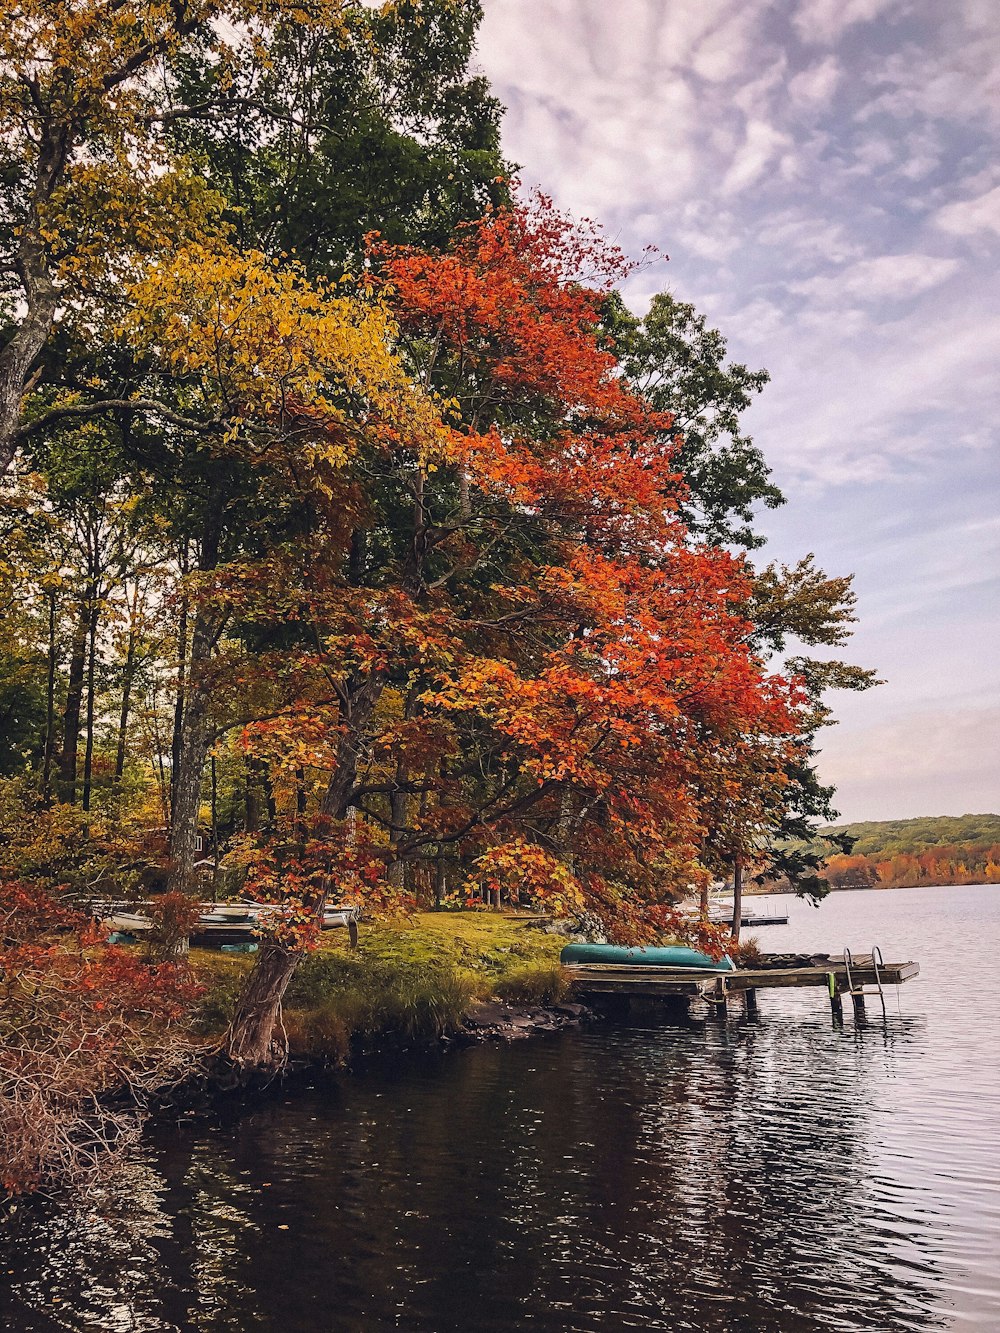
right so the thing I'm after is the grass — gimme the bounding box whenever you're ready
[188,910,567,1060]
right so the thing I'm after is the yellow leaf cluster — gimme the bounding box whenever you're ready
[123,245,452,465]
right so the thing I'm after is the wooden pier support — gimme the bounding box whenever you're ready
[744,987,758,1016]
[852,991,866,1021]
[827,973,844,1025]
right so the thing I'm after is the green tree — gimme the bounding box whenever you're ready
[609,291,782,549]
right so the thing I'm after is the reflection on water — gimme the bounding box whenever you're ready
[2,884,999,1332]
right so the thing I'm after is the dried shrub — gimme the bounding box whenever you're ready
[735,935,763,967]
[0,880,203,1197]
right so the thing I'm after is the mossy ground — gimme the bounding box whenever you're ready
[188,910,567,1060]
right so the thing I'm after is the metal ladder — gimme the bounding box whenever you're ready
[843,945,888,1020]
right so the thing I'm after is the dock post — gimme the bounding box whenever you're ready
[852,991,866,1021]
[745,988,758,1017]
[713,976,728,1018]
[827,973,844,1026]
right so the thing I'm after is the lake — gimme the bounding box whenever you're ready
[2,883,999,1332]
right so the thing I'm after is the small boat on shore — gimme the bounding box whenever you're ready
[560,943,734,971]
[93,899,359,947]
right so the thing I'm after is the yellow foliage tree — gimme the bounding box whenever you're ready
[0,0,400,473]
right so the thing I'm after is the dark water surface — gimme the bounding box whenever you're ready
[3,884,999,1332]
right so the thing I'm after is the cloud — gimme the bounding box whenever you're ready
[934,184,1000,237]
[789,253,961,303]
[476,0,1000,817]
[722,118,794,194]
[816,706,1000,821]
[793,0,901,46]
[788,56,841,106]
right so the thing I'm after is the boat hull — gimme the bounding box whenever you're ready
[560,943,734,971]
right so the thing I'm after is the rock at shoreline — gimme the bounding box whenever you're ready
[460,1000,591,1043]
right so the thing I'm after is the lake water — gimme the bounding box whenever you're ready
[2,884,999,1332]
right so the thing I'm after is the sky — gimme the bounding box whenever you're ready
[474,0,1000,823]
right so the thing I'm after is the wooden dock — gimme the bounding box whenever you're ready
[565,952,920,1021]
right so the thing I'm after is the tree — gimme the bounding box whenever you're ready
[720,554,883,915]
[219,199,806,1064]
[609,291,783,549]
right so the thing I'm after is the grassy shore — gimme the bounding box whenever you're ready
[189,911,569,1061]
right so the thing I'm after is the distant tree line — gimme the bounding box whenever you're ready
[791,815,1000,890]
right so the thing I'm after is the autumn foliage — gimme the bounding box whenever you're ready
[0,0,871,1112]
[0,880,200,1196]
[226,199,807,948]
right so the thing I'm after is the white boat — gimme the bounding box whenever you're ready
[95,899,360,945]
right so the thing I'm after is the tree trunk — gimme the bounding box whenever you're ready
[388,753,410,889]
[223,940,305,1068]
[166,608,219,891]
[115,637,137,782]
[730,855,743,945]
[210,753,220,902]
[224,876,331,1068]
[170,571,189,819]
[167,491,226,892]
[81,597,100,812]
[41,587,57,805]
[319,673,386,819]
[0,223,60,477]
[58,597,90,802]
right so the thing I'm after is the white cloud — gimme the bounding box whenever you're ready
[789,253,961,303]
[476,1,1000,817]
[793,0,900,46]
[788,56,841,106]
[935,185,1000,237]
[722,119,793,194]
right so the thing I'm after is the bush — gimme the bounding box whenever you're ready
[146,891,202,961]
[0,879,201,1197]
[735,935,763,967]
[492,962,567,1005]
[285,953,479,1047]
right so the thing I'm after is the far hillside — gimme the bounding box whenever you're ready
[818,814,1000,891]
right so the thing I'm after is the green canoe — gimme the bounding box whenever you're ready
[560,943,734,971]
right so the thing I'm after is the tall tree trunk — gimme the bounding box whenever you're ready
[0,198,61,476]
[81,596,100,812]
[557,787,576,876]
[170,566,189,819]
[115,638,137,782]
[41,587,57,805]
[319,674,386,819]
[389,774,409,890]
[730,855,743,945]
[210,753,220,902]
[167,491,225,892]
[149,673,170,827]
[166,607,219,892]
[58,596,90,802]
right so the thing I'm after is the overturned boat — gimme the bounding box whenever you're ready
[94,899,359,947]
[560,943,734,971]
